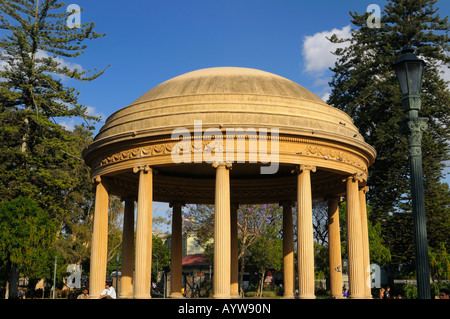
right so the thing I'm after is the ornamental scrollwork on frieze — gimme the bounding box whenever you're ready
[93,137,366,171]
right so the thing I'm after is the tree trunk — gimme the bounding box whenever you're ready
[238,256,245,297]
[257,270,265,297]
[7,264,19,299]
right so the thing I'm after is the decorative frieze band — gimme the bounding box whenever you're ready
[92,135,368,173]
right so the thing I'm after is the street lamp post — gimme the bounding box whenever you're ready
[393,46,431,299]
[52,256,57,299]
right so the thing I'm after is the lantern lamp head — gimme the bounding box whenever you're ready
[394,47,426,117]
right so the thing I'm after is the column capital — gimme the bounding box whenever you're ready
[169,201,185,208]
[133,165,152,174]
[291,164,316,174]
[91,175,102,185]
[342,173,364,184]
[359,186,370,193]
[212,161,232,169]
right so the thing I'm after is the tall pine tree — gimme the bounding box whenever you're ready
[0,0,106,210]
[0,0,107,294]
[328,0,450,275]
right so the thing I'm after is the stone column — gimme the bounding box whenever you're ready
[327,196,343,299]
[345,175,365,299]
[120,197,135,299]
[295,165,316,299]
[170,201,184,298]
[212,162,232,299]
[89,176,109,299]
[359,186,372,298]
[280,200,294,298]
[133,165,153,299]
[230,202,239,298]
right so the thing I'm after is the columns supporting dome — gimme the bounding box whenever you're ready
[280,200,294,298]
[133,165,154,299]
[83,66,376,300]
[169,201,184,298]
[327,196,343,299]
[212,162,232,299]
[88,167,372,299]
[89,177,109,299]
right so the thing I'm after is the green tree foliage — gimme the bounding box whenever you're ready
[0,197,58,284]
[246,225,282,297]
[184,203,283,293]
[338,201,391,270]
[0,0,106,206]
[0,0,107,291]
[429,242,450,282]
[328,0,450,276]
[151,235,170,282]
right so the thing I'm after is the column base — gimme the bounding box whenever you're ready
[282,294,295,299]
[213,294,231,299]
[297,294,316,299]
[349,294,366,299]
[134,294,151,299]
[118,293,133,299]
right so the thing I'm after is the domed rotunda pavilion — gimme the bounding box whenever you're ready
[82,67,376,299]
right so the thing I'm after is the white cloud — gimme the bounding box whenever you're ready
[35,50,83,72]
[59,118,77,131]
[302,25,352,102]
[85,105,105,123]
[302,25,352,74]
[320,92,331,102]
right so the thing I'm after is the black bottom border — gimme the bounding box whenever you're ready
[1,297,447,316]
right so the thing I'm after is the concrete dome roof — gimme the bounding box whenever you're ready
[83,67,376,203]
[93,67,367,149]
[131,66,325,104]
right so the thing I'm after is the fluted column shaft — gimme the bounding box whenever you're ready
[230,202,239,297]
[327,196,343,299]
[120,198,135,299]
[213,162,232,299]
[296,165,316,299]
[134,166,153,299]
[281,200,294,298]
[346,175,365,299]
[89,177,109,299]
[359,187,371,298]
[170,201,184,298]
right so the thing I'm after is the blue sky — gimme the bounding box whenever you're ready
[68,0,400,124]
[64,0,450,128]
[61,0,450,231]
[4,0,450,231]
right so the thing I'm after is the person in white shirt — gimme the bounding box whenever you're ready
[99,282,116,299]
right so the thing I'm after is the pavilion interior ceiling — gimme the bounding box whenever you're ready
[104,162,347,204]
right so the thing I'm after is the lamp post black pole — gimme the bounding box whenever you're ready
[406,117,431,299]
[394,47,431,299]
